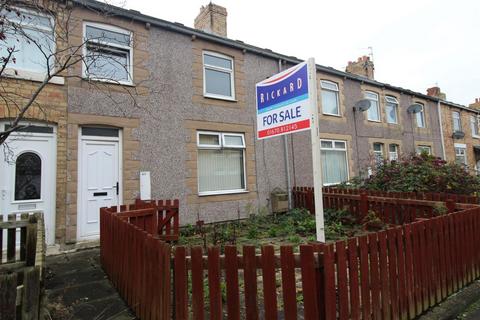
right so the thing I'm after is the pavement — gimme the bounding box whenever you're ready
[417,280,480,320]
[44,248,136,320]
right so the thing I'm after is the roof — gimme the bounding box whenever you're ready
[73,0,478,114]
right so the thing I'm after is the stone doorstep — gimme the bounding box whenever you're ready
[47,239,99,256]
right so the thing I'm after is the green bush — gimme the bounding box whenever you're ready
[345,153,480,195]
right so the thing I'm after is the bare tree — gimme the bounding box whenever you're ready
[0,0,143,150]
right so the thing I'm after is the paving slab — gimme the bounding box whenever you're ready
[45,248,136,320]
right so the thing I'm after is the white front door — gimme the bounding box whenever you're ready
[78,128,121,241]
[0,123,57,245]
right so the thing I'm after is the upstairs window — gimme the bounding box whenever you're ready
[415,103,426,128]
[203,51,235,100]
[471,115,480,137]
[320,80,340,116]
[84,23,133,84]
[365,91,380,121]
[385,96,398,124]
[197,131,245,195]
[452,111,462,132]
[389,144,399,161]
[0,9,55,74]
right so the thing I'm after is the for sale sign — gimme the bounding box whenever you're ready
[255,61,312,139]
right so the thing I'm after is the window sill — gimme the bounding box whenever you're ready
[198,189,248,197]
[367,119,382,123]
[473,135,480,139]
[322,113,342,117]
[3,68,64,85]
[203,94,237,102]
[82,76,135,87]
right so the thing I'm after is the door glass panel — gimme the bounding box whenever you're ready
[15,152,41,200]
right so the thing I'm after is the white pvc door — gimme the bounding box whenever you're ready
[78,134,120,240]
[0,123,57,246]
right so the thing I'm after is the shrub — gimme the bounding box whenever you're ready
[345,153,480,195]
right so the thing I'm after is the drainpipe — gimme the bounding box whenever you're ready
[437,100,447,159]
[279,59,293,210]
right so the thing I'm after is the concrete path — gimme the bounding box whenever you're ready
[45,248,136,320]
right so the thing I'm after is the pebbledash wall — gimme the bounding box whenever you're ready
[63,0,450,234]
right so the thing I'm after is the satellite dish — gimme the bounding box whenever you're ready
[452,131,465,139]
[407,104,423,114]
[354,99,371,112]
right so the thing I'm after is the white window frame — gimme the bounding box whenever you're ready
[471,115,480,138]
[202,51,235,101]
[320,139,349,186]
[385,96,399,124]
[452,111,462,132]
[365,91,381,122]
[389,144,399,161]
[454,143,467,165]
[82,22,134,85]
[320,80,340,116]
[196,131,246,196]
[373,142,384,164]
[1,7,58,79]
[416,145,432,155]
[415,103,426,128]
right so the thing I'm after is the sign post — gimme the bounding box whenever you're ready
[255,58,325,242]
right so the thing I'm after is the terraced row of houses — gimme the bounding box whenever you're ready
[1,0,479,250]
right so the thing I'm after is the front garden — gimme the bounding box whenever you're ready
[178,207,384,251]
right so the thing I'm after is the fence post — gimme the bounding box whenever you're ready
[0,272,17,320]
[360,193,369,220]
[446,199,455,214]
[306,189,315,215]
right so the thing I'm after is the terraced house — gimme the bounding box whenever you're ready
[0,0,478,250]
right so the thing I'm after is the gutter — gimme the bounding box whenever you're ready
[73,0,479,113]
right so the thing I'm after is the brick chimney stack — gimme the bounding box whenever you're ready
[194,3,227,37]
[426,86,446,100]
[469,98,480,110]
[345,56,375,80]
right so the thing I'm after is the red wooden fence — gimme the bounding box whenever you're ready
[101,197,480,319]
[293,186,472,224]
[100,205,173,319]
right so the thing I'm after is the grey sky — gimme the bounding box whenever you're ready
[122,0,480,106]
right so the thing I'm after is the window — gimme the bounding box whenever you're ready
[365,91,380,121]
[320,140,349,185]
[455,144,467,165]
[373,143,384,165]
[15,152,41,201]
[385,96,398,124]
[0,9,54,74]
[197,131,246,195]
[320,80,340,115]
[452,111,462,132]
[389,144,399,161]
[415,103,426,128]
[471,115,480,137]
[203,51,235,100]
[416,145,432,155]
[84,23,133,84]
